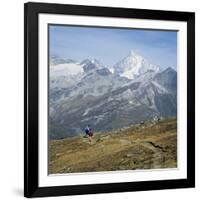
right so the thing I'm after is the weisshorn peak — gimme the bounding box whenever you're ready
[113,50,160,79]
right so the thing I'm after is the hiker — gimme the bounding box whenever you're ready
[85,125,93,142]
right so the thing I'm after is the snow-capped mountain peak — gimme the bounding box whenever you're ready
[127,50,141,57]
[49,54,177,138]
[113,50,160,79]
[80,59,105,72]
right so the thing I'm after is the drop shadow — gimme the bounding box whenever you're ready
[13,188,24,197]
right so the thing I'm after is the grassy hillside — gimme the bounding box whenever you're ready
[49,118,177,174]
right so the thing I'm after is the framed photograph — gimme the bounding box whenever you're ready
[24,2,195,198]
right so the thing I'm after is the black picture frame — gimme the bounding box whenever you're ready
[24,2,195,198]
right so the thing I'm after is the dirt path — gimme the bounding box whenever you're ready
[82,135,166,169]
[140,141,165,168]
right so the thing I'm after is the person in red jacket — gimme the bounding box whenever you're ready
[85,125,93,142]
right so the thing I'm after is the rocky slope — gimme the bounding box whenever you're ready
[49,52,177,139]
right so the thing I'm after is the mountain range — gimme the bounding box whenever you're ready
[49,51,177,139]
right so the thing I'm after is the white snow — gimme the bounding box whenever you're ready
[129,100,133,104]
[50,63,84,77]
[82,108,91,116]
[113,50,160,79]
[108,67,114,74]
[152,81,168,94]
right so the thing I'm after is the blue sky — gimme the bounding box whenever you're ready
[49,25,177,70]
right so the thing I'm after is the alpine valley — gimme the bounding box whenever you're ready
[49,51,177,139]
